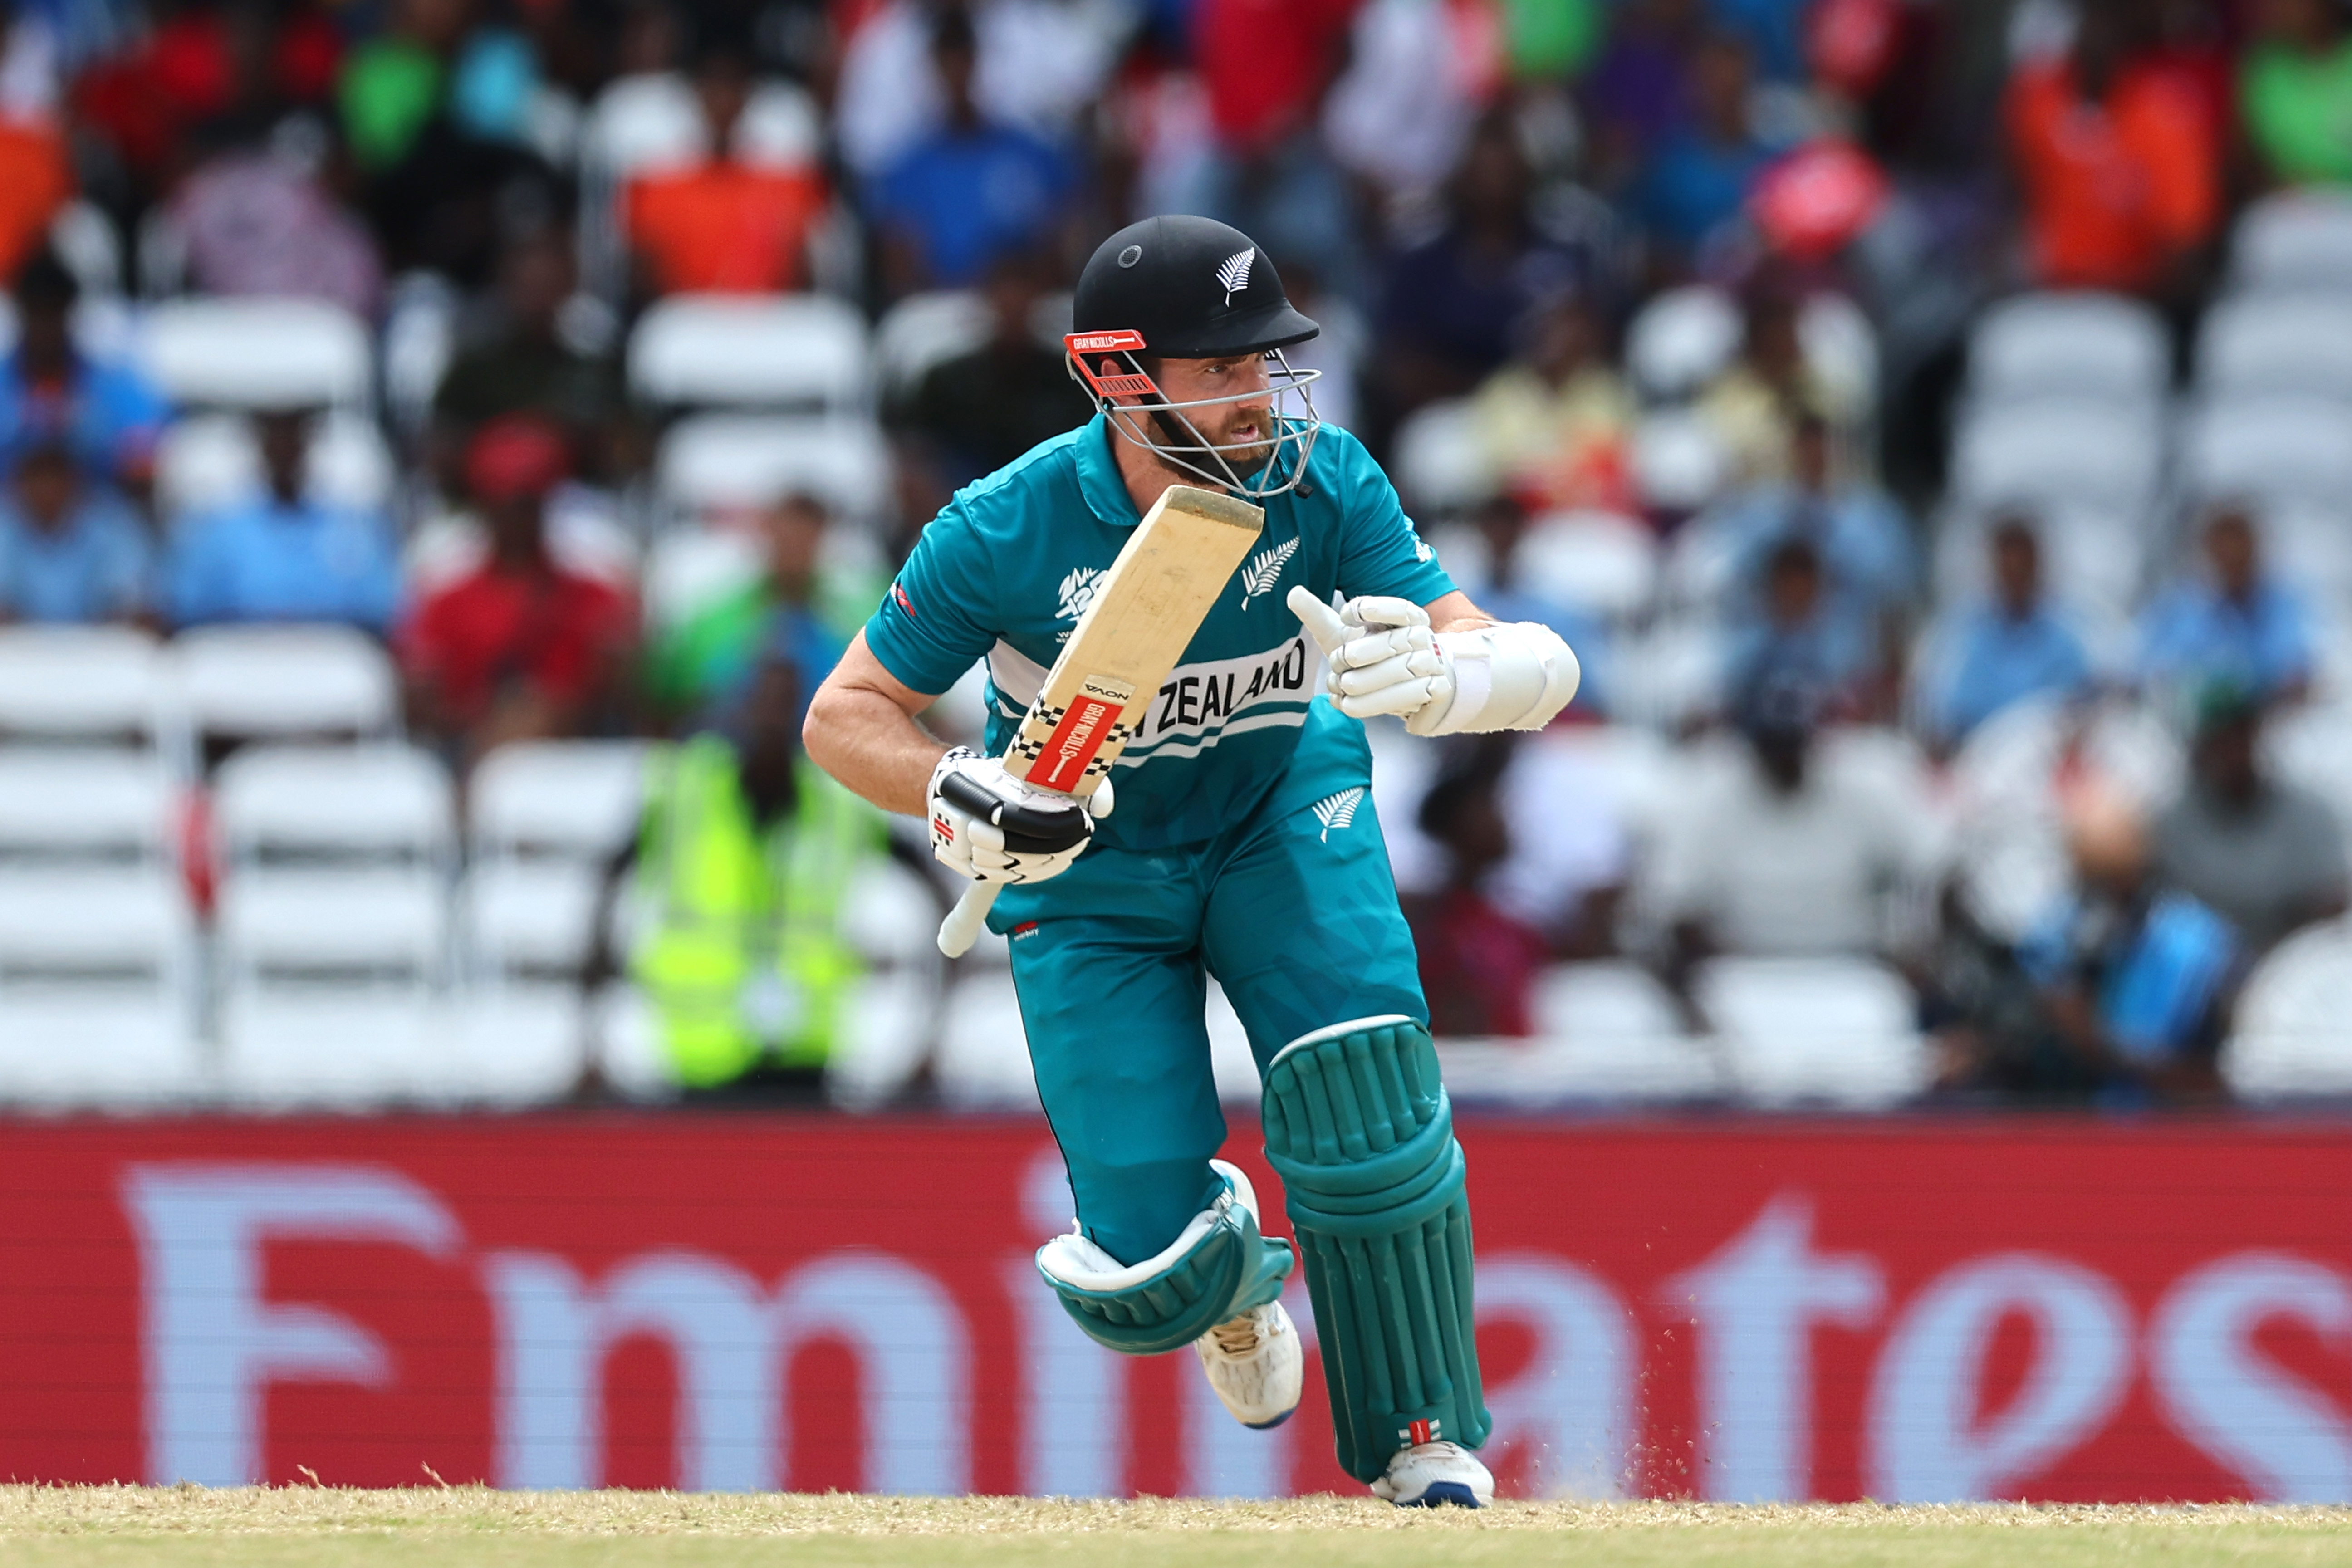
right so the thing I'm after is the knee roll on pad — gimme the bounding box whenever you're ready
[1035,1159,1295,1356]
[1262,1014,1490,1484]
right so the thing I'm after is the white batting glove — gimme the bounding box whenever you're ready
[928,748,1114,886]
[1289,587,1580,737]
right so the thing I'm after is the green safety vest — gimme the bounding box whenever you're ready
[630,736,880,1086]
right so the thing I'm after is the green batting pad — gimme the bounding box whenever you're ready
[1039,1171,1294,1357]
[1262,1015,1490,1483]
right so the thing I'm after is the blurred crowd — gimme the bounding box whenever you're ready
[5,0,2352,1106]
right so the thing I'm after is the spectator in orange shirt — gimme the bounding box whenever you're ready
[402,416,636,764]
[0,123,70,284]
[624,31,828,297]
[2005,0,2220,300]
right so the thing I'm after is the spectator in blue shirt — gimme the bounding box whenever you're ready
[868,8,1078,297]
[167,406,402,634]
[1915,516,2093,750]
[1711,412,1916,628]
[2015,788,2239,1105]
[1632,31,1781,261]
[1722,535,1881,720]
[0,251,170,503]
[0,440,153,625]
[2139,506,2313,706]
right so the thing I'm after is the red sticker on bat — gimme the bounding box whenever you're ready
[1031,694,1121,792]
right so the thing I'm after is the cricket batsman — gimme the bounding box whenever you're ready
[804,216,1578,1506]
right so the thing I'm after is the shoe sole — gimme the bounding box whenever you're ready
[1242,1406,1296,1431]
[1394,1481,1483,1509]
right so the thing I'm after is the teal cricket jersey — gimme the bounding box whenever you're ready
[864,412,1454,851]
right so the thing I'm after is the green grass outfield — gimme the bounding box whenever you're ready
[5,1489,2352,1567]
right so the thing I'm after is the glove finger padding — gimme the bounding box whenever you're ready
[1334,648,1446,696]
[1338,673,1450,719]
[1338,595,1430,634]
[1332,625,1434,671]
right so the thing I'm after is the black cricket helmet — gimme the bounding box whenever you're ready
[1067,215,1323,499]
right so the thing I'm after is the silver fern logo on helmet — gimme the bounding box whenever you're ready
[1217,247,1254,305]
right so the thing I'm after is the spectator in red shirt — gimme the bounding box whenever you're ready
[402,416,637,765]
[2005,0,2220,300]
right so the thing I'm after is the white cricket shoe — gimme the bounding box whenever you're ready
[1371,1441,1494,1508]
[1195,1299,1304,1429]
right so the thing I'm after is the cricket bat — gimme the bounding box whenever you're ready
[936,483,1265,956]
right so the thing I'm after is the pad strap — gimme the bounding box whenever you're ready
[1413,622,1580,736]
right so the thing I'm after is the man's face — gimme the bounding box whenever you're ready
[1992,528,2040,612]
[1141,354,1275,475]
[17,301,70,370]
[2206,514,2259,597]
[13,452,77,530]
[762,498,824,590]
[256,412,311,496]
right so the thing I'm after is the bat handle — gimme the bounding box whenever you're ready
[937,881,1002,958]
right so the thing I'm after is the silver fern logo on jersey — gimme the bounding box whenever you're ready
[1238,538,1299,609]
[1216,247,1254,305]
[1313,787,1364,843]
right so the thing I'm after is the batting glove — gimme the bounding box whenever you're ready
[1289,588,1579,737]
[928,748,1115,886]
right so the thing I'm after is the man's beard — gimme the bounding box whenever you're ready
[1148,406,1276,477]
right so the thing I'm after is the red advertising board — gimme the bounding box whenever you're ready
[2,1114,2350,1503]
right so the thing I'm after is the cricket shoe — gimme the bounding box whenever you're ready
[1194,1299,1303,1429]
[1372,1441,1494,1508]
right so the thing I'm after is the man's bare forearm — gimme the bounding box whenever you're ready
[803,633,951,817]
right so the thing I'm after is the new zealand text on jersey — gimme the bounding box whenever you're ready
[1125,634,1313,763]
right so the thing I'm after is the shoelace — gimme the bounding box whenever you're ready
[1207,1313,1264,1357]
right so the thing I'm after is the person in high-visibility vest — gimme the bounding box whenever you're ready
[593,651,883,1094]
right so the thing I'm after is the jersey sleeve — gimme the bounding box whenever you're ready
[1330,429,1456,606]
[864,503,999,697]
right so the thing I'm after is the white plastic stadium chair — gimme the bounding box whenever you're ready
[2180,397,2352,506]
[0,626,165,744]
[1950,399,2162,513]
[460,860,603,981]
[2232,191,2352,294]
[214,744,453,868]
[1967,292,2168,406]
[1626,285,1741,402]
[169,625,399,743]
[628,294,871,411]
[935,971,1040,1110]
[1699,957,1929,1109]
[2197,295,2352,402]
[0,749,175,862]
[1392,398,1491,514]
[1515,510,1660,622]
[215,864,451,1106]
[436,986,587,1105]
[0,866,202,1106]
[2224,921,2352,1099]
[1629,409,1730,514]
[140,297,373,411]
[874,289,992,402]
[470,740,648,863]
[2265,703,2352,833]
[154,411,395,520]
[1529,960,1722,1102]
[656,413,891,522]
